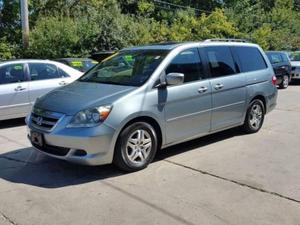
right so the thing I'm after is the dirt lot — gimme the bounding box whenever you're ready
[0,83,300,225]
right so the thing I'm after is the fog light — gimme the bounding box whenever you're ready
[73,149,87,157]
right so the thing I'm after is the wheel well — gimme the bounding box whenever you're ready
[251,95,266,114]
[120,116,163,149]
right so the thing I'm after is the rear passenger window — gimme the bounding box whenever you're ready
[166,48,204,83]
[234,47,267,72]
[58,68,70,77]
[204,46,236,78]
[29,63,61,81]
[0,64,26,84]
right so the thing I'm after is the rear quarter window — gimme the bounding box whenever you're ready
[233,47,267,72]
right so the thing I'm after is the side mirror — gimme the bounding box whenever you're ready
[166,73,184,86]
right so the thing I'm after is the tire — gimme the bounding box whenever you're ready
[279,75,289,89]
[113,122,158,172]
[242,99,265,134]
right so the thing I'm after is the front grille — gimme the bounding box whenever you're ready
[30,109,64,132]
[32,142,70,156]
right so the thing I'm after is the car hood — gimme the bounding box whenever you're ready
[35,81,137,115]
[291,61,300,67]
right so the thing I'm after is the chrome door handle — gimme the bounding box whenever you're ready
[59,81,67,86]
[198,87,208,93]
[14,86,26,91]
[214,84,224,90]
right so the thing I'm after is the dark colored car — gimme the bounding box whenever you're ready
[55,58,98,72]
[266,51,292,89]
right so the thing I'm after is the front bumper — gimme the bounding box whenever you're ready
[26,115,116,166]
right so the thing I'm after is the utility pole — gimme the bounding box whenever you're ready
[20,0,29,49]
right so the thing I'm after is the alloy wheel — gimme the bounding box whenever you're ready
[249,103,263,130]
[126,129,152,164]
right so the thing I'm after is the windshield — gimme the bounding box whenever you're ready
[69,60,98,72]
[78,50,169,86]
[289,52,300,61]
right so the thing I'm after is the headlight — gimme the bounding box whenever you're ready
[67,105,112,128]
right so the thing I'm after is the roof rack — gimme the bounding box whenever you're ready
[204,38,250,43]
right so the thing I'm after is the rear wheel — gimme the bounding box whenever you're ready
[279,75,289,89]
[242,99,265,134]
[113,122,158,172]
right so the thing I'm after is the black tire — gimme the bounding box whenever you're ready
[242,99,265,134]
[279,75,289,89]
[113,122,158,172]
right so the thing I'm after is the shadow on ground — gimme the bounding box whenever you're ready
[0,118,26,129]
[0,127,243,189]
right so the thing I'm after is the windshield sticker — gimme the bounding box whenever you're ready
[14,65,23,70]
[71,61,83,67]
[124,55,134,62]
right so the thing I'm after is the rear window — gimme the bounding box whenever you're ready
[233,47,267,72]
[281,53,290,62]
[266,53,282,64]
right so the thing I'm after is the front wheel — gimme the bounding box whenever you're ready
[279,75,289,89]
[113,122,158,172]
[242,99,265,134]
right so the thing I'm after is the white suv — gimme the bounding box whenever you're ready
[0,59,83,120]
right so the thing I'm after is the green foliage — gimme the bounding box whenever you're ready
[25,16,81,58]
[225,0,300,50]
[0,38,15,59]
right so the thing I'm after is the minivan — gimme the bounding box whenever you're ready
[26,40,278,172]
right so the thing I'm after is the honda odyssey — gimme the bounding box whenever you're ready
[26,40,278,172]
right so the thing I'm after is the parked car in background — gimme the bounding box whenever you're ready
[55,58,98,72]
[289,51,300,81]
[266,51,292,89]
[26,40,277,172]
[0,59,82,120]
[90,51,116,62]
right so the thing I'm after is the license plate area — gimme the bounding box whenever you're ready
[30,131,44,147]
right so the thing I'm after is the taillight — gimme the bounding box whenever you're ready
[272,76,277,86]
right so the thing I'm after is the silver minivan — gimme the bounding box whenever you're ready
[26,40,278,171]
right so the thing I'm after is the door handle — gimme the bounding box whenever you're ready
[198,87,208,93]
[14,86,26,91]
[59,81,67,86]
[214,83,224,90]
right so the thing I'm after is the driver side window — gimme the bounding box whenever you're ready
[165,48,204,83]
